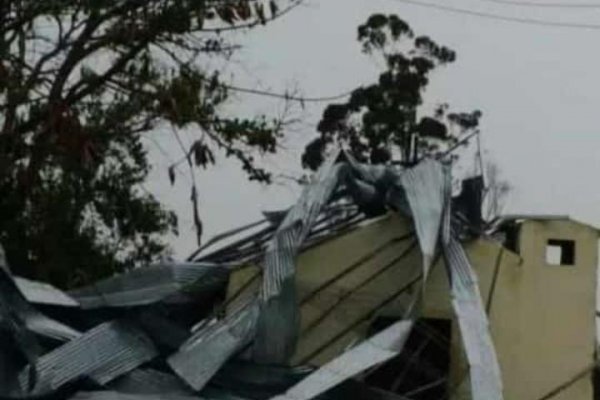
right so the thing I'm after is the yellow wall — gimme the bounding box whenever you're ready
[422,219,597,399]
[225,215,598,400]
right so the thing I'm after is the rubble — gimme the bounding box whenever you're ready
[0,151,502,400]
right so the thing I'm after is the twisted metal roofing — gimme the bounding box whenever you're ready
[0,152,502,400]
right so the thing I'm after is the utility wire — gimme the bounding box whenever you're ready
[476,0,600,8]
[224,82,356,103]
[389,0,600,30]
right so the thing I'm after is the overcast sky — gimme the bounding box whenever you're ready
[144,0,600,258]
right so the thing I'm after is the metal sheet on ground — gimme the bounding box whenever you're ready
[168,301,260,391]
[19,320,158,392]
[270,320,414,400]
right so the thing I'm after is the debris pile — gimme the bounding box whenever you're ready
[0,151,502,400]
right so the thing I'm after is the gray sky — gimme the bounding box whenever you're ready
[144,0,600,258]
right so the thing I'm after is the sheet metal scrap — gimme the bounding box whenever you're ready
[392,159,502,400]
[168,301,260,391]
[270,320,414,400]
[263,156,503,400]
[443,226,503,399]
[18,320,158,393]
[0,252,80,343]
[399,159,447,279]
[0,153,504,400]
[0,273,43,393]
[69,262,229,309]
[21,308,81,342]
[14,277,80,307]
[253,151,344,364]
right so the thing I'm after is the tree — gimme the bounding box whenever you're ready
[302,14,482,170]
[0,0,299,288]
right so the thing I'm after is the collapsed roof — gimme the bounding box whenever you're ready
[0,150,502,400]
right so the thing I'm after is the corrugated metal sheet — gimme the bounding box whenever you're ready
[168,301,260,391]
[23,309,81,342]
[341,151,390,186]
[400,160,447,279]
[14,277,80,307]
[443,227,503,400]
[253,151,344,364]
[19,320,158,393]
[0,155,506,400]
[260,152,343,301]
[70,263,229,308]
[253,273,299,364]
[0,282,41,393]
[0,260,80,343]
[270,320,414,400]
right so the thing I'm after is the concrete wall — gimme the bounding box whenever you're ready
[225,214,598,400]
[422,219,597,399]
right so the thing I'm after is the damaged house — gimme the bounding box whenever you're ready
[0,151,596,400]
[225,214,597,400]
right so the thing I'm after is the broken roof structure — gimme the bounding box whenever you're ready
[0,150,596,400]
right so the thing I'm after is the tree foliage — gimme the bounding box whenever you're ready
[0,0,297,288]
[302,14,482,170]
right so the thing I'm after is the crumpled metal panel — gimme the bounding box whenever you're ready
[400,159,447,278]
[0,269,44,392]
[19,320,158,393]
[260,151,342,301]
[253,151,344,364]
[70,263,229,309]
[168,301,260,391]
[341,151,390,185]
[443,228,503,399]
[253,273,299,364]
[14,277,80,307]
[23,309,81,342]
[270,320,414,400]
[0,153,504,400]
[0,253,80,343]
[0,246,81,394]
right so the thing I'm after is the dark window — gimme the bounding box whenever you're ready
[365,317,451,400]
[503,222,521,254]
[546,239,575,266]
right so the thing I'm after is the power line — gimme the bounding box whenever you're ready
[224,82,356,103]
[389,0,600,30]
[476,0,600,8]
